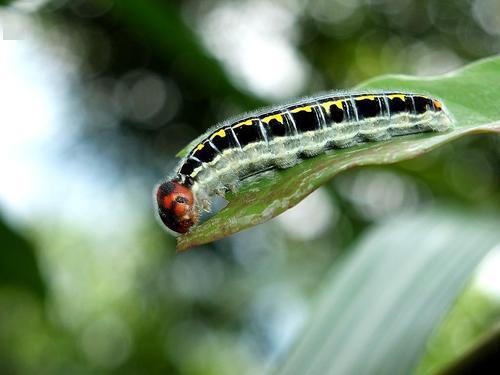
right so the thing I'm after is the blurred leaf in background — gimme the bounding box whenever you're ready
[274,208,500,375]
[0,216,45,298]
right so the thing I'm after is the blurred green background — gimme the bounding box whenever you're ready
[0,0,499,374]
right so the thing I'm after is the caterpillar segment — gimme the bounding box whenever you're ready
[156,91,453,233]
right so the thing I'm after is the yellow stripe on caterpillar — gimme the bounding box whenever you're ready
[320,100,343,113]
[262,114,284,124]
[357,95,376,101]
[290,106,313,113]
[388,94,405,100]
[233,119,255,128]
[211,129,226,139]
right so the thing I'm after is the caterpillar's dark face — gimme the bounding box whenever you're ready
[156,180,197,233]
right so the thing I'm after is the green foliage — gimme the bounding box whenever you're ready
[177,56,500,251]
[0,216,45,298]
[273,208,500,375]
[95,0,263,109]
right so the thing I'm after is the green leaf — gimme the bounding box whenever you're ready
[177,56,500,251]
[272,208,500,375]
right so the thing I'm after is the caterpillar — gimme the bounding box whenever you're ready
[156,91,453,233]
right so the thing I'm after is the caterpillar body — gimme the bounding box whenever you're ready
[156,91,453,233]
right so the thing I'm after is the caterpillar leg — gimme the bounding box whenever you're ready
[361,131,391,142]
[273,155,300,169]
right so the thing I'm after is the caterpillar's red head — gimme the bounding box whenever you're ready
[156,180,197,233]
